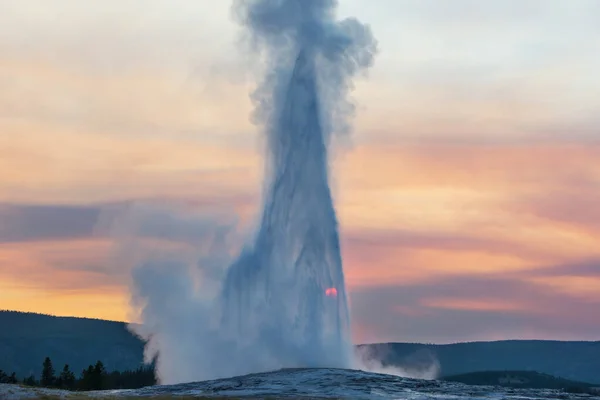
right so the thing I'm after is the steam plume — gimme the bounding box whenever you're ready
[220,0,377,370]
[122,0,377,384]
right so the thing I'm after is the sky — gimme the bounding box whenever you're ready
[1,0,599,344]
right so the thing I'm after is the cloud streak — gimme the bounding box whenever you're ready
[351,263,600,344]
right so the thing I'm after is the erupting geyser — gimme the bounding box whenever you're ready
[221,49,352,368]
[220,0,377,371]
[126,0,377,385]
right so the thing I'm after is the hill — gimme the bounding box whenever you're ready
[441,370,599,394]
[360,341,600,384]
[2,311,599,384]
[0,311,145,379]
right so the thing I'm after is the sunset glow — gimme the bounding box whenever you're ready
[1,0,599,344]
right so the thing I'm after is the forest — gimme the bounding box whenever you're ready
[0,356,155,391]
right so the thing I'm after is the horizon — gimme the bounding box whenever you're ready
[3,309,600,346]
[1,0,599,344]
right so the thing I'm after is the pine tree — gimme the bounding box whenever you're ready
[41,356,55,387]
[92,360,106,390]
[79,365,95,390]
[23,374,37,386]
[7,372,17,384]
[59,364,75,389]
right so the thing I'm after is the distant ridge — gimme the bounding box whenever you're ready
[2,311,599,384]
[0,309,127,324]
[441,370,597,389]
[362,338,600,345]
[0,310,145,379]
[359,340,600,384]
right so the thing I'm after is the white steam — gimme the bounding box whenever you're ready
[99,203,242,383]
[234,0,377,141]
[354,345,440,380]
[106,0,398,385]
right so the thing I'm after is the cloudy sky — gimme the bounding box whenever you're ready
[1,0,599,344]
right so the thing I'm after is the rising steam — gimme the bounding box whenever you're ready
[119,0,378,384]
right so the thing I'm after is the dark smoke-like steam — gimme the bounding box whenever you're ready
[119,0,378,384]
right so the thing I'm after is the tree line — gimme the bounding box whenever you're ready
[1,356,156,391]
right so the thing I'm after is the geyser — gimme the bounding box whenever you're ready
[220,0,376,371]
[125,0,377,384]
[221,49,352,369]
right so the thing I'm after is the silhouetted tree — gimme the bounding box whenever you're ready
[92,360,106,390]
[79,365,95,390]
[19,356,156,391]
[58,364,76,389]
[104,365,156,389]
[23,374,37,386]
[77,361,107,390]
[7,372,17,384]
[41,356,55,387]
[0,369,15,384]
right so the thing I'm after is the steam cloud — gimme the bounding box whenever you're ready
[115,0,387,384]
[354,345,441,380]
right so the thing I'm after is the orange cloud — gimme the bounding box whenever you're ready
[421,298,526,312]
[339,143,600,192]
[0,283,129,322]
[343,237,548,291]
[0,239,117,289]
[2,141,599,323]
[337,142,600,282]
[0,238,130,321]
[0,55,253,136]
[0,126,261,204]
[527,276,600,301]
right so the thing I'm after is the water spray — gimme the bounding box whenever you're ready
[220,0,377,371]
[127,0,377,384]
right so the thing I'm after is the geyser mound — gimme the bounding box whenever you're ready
[124,0,377,385]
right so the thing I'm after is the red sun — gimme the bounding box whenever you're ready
[325,287,338,297]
